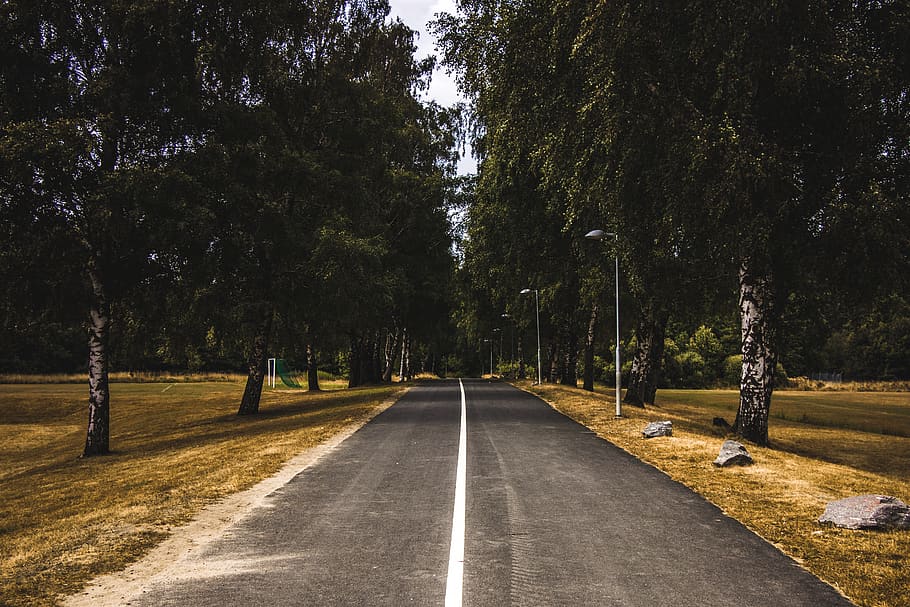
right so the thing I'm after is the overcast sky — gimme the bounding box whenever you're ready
[387,0,476,175]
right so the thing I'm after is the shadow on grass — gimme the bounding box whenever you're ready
[652,392,910,479]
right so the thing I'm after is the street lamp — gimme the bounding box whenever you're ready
[585,229,622,418]
[520,288,542,385]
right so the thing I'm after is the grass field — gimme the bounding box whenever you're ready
[523,382,910,607]
[0,380,403,607]
[3,380,908,606]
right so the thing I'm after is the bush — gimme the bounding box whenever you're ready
[723,355,742,387]
[674,351,707,388]
[592,355,612,383]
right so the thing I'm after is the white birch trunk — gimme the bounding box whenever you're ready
[735,258,776,445]
[83,263,110,456]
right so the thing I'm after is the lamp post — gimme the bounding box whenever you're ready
[520,288,542,385]
[585,229,622,417]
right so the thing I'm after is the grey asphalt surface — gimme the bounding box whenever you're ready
[134,379,854,606]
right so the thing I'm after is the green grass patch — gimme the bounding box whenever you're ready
[0,381,403,607]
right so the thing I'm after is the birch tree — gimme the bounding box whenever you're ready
[0,1,199,455]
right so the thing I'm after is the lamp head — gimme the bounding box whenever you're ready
[520,288,532,295]
[586,229,617,240]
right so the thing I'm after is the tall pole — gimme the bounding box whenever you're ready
[535,290,542,385]
[613,246,621,417]
[585,230,622,417]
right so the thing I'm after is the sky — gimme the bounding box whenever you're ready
[387,0,476,175]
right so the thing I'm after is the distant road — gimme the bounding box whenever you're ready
[132,379,853,606]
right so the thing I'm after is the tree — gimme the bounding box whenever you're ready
[681,1,905,444]
[0,1,200,455]
[435,0,598,387]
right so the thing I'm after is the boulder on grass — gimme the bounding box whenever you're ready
[642,421,673,439]
[713,440,753,467]
[818,495,910,530]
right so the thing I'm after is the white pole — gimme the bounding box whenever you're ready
[535,290,542,385]
[613,242,622,417]
[585,229,622,417]
[267,358,276,389]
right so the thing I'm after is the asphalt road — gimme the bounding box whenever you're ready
[133,379,854,606]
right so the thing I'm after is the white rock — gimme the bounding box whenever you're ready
[642,421,673,439]
[713,440,753,467]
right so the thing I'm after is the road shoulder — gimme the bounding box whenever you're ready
[61,390,405,607]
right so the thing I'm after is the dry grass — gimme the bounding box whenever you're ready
[0,381,403,607]
[0,372,351,386]
[788,377,910,392]
[520,381,910,607]
[0,371,250,384]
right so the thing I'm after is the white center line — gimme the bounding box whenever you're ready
[445,379,468,607]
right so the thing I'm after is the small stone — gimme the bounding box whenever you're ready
[713,440,753,467]
[818,495,910,530]
[642,420,673,438]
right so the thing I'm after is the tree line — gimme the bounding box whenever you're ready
[2,1,908,456]
[0,1,464,456]
[434,0,908,445]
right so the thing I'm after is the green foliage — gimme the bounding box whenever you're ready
[0,0,462,389]
[724,355,743,387]
[1,0,907,394]
[674,351,707,389]
[823,296,910,380]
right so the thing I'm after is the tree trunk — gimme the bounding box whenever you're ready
[623,302,668,407]
[238,307,273,415]
[382,327,400,383]
[83,262,110,457]
[348,335,362,388]
[517,335,525,379]
[734,258,776,446]
[370,333,383,383]
[306,341,320,391]
[583,304,599,391]
[83,127,118,456]
[559,321,578,387]
[406,335,412,380]
[399,327,408,382]
[400,330,412,381]
[545,341,557,383]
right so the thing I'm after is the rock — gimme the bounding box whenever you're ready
[713,440,753,467]
[818,495,910,530]
[642,420,673,438]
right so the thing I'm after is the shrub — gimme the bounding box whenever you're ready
[674,351,707,388]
